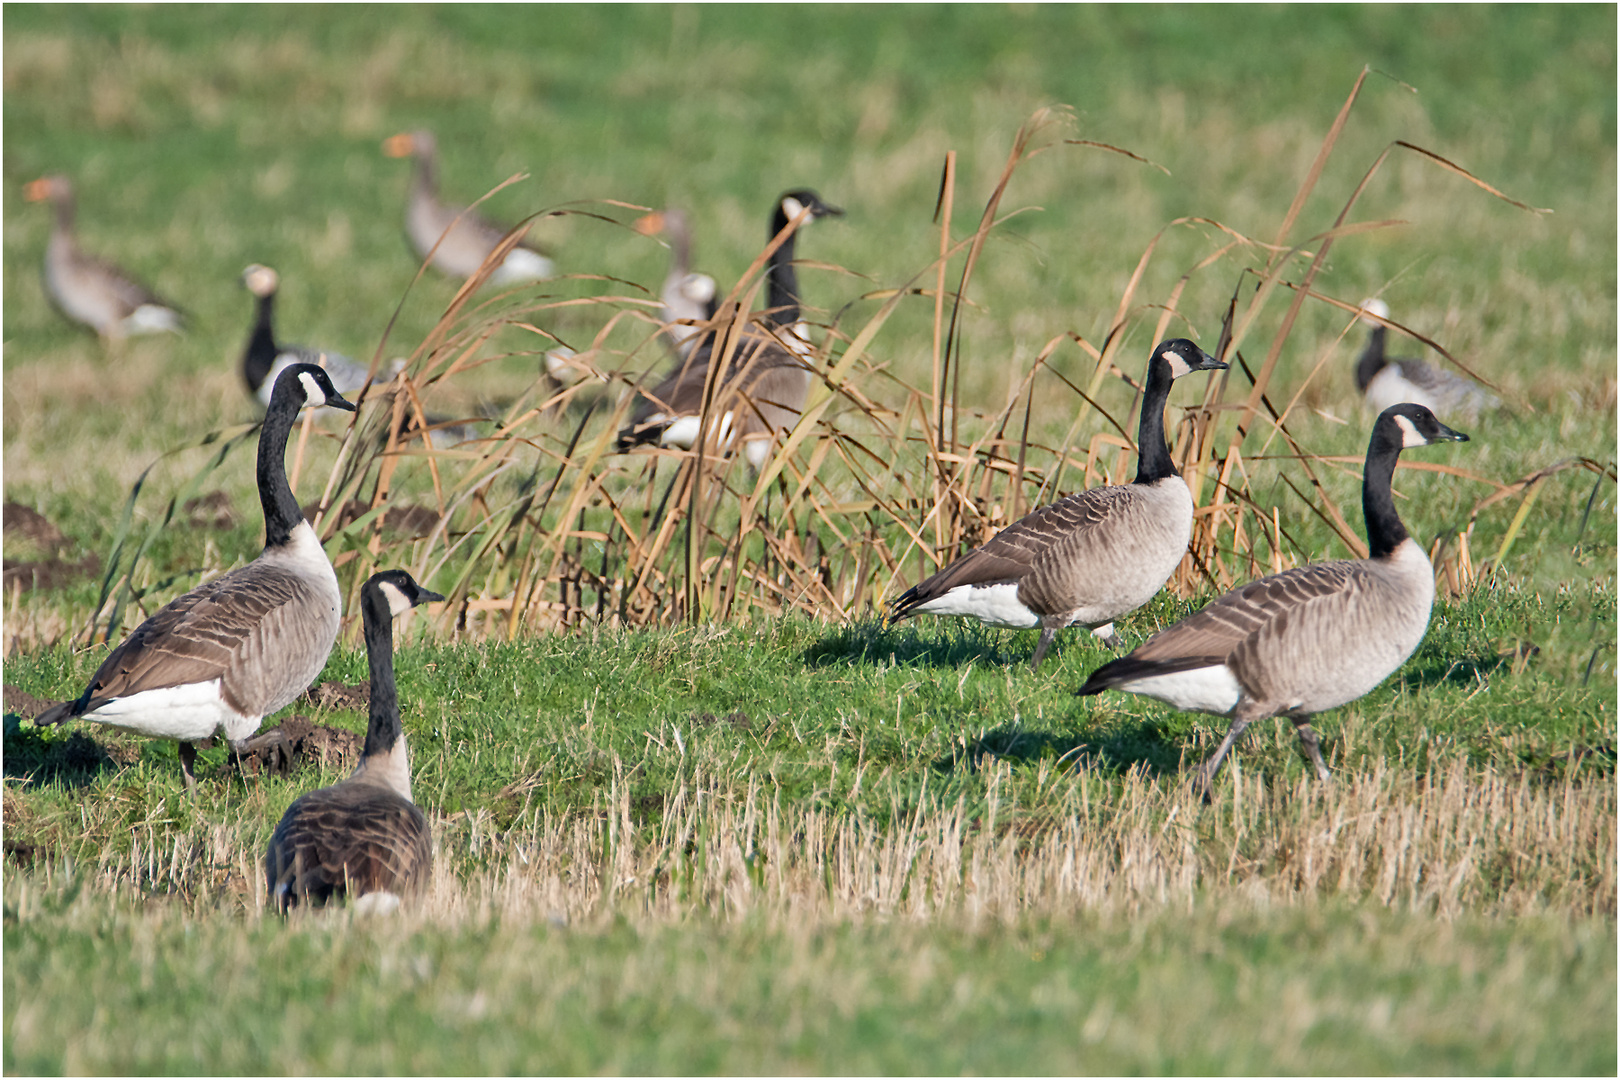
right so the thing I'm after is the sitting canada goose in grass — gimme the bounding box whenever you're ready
[33,364,355,790]
[615,190,841,470]
[265,568,441,914]
[1077,403,1469,801]
[1356,298,1499,421]
[889,339,1228,670]
[24,174,183,341]
[241,264,377,408]
[383,129,554,284]
[636,207,719,360]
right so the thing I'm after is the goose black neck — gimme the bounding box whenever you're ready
[1362,423,1410,559]
[1131,356,1180,485]
[765,206,802,328]
[257,378,308,550]
[243,292,278,394]
[1355,327,1387,392]
[360,589,402,759]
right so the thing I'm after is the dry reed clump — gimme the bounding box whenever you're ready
[65,77,1600,655]
[23,754,1611,927]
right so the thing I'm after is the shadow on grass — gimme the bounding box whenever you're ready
[930,716,1192,779]
[3,720,123,789]
[803,618,1109,672]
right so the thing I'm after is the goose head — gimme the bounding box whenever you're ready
[241,263,280,299]
[366,568,444,618]
[273,362,359,414]
[23,174,72,210]
[775,189,844,231]
[1358,297,1391,329]
[1151,339,1227,380]
[383,130,437,163]
[1375,402,1469,451]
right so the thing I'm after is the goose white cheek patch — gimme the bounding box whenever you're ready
[378,580,414,617]
[1163,349,1192,378]
[1393,413,1425,447]
[298,371,327,406]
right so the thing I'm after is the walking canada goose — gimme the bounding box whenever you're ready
[241,263,377,408]
[383,129,555,284]
[635,207,719,360]
[889,339,1228,670]
[1077,403,1469,799]
[33,364,356,790]
[265,568,442,915]
[615,190,842,470]
[24,174,184,340]
[1356,298,1499,421]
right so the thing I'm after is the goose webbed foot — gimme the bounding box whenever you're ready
[1090,622,1123,650]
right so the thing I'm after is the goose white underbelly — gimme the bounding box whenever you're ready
[84,679,256,742]
[908,582,1041,629]
[1109,665,1245,716]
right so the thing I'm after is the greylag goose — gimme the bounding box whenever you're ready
[24,174,183,340]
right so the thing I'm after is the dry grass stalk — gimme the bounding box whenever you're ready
[33,754,1614,925]
[74,83,1575,647]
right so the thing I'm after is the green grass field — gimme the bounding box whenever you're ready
[4,5,1616,1074]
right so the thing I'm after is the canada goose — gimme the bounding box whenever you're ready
[33,364,356,790]
[23,174,183,340]
[1077,403,1469,799]
[615,190,841,469]
[762,189,843,346]
[383,129,554,284]
[265,568,441,914]
[635,207,719,360]
[1356,298,1499,421]
[241,264,376,408]
[889,339,1228,670]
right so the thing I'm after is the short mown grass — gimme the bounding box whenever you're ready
[5,6,1616,1076]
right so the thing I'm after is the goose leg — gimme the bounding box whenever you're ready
[1195,708,1259,803]
[177,741,199,795]
[1291,718,1332,783]
[1030,626,1059,671]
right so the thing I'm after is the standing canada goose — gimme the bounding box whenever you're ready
[382,129,554,284]
[1356,298,1499,421]
[635,207,719,360]
[889,339,1228,670]
[24,174,184,340]
[1077,403,1469,800]
[615,190,841,469]
[241,263,377,408]
[33,364,356,790]
[265,568,442,914]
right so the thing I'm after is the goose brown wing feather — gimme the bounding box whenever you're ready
[266,783,432,908]
[1083,561,1369,689]
[892,485,1127,615]
[73,566,332,714]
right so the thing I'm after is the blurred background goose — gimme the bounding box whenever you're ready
[24,173,183,340]
[889,339,1228,670]
[33,364,356,790]
[383,129,555,284]
[241,263,377,408]
[615,190,841,470]
[1078,403,1470,800]
[265,568,441,915]
[636,207,719,360]
[1355,298,1499,421]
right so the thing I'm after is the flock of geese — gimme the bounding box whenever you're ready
[24,131,1492,912]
